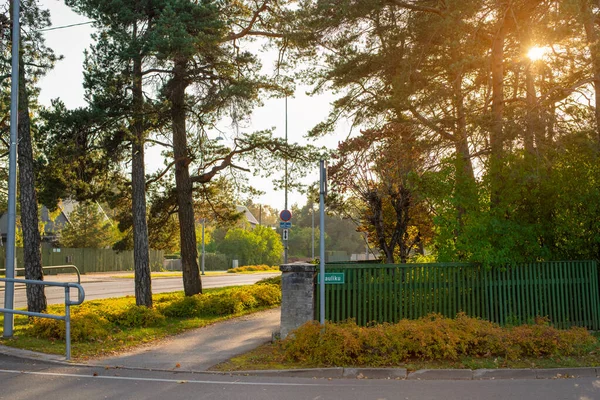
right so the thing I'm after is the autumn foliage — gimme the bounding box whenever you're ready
[282,314,596,366]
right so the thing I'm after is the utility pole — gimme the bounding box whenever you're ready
[311,202,315,259]
[319,160,326,325]
[4,0,20,337]
[284,96,288,264]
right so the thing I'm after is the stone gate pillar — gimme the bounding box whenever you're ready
[279,263,316,339]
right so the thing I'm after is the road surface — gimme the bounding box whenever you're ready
[0,354,597,400]
[0,273,279,308]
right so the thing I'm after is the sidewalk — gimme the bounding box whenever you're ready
[0,306,598,380]
[84,308,281,372]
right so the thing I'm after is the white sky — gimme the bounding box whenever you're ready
[37,0,346,211]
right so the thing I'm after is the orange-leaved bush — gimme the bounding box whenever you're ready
[281,313,596,366]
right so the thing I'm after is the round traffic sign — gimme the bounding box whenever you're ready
[279,209,292,222]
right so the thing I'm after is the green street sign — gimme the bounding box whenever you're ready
[318,272,345,284]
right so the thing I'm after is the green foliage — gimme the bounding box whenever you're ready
[59,201,118,248]
[255,275,282,286]
[104,305,165,328]
[29,312,111,342]
[282,313,596,366]
[290,200,366,258]
[218,226,283,266]
[428,137,600,265]
[158,284,281,318]
[158,296,203,318]
[201,252,229,271]
[287,227,320,258]
[227,264,277,273]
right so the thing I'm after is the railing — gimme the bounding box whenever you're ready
[0,278,85,360]
[316,261,600,330]
[0,265,81,284]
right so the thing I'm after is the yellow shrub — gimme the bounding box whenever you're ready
[281,314,597,366]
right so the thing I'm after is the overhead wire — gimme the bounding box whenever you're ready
[38,20,94,32]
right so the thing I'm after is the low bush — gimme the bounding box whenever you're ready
[29,312,111,342]
[282,313,597,366]
[105,305,166,328]
[227,264,277,273]
[159,296,203,318]
[255,276,281,287]
[158,284,281,318]
[202,253,229,271]
[28,281,282,343]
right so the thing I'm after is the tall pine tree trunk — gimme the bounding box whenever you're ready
[581,0,600,143]
[451,68,477,230]
[170,57,202,296]
[17,52,46,313]
[131,24,152,307]
[489,16,507,208]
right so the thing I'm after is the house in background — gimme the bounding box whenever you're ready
[235,205,259,228]
[0,199,110,247]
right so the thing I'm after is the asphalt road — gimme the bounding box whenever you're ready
[0,273,279,308]
[0,354,597,400]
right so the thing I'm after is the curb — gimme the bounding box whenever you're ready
[0,345,597,381]
[225,366,600,380]
[0,345,67,364]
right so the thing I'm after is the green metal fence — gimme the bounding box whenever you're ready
[0,248,165,274]
[315,261,600,329]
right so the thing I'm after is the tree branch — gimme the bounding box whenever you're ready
[142,68,173,75]
[242,30,284,38]
[224,1,281,41]
[146,160,175,186]
[145,138,172,148]
[408,106,455,142]
[387,0,443,15]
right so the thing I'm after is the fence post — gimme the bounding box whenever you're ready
[65,286,71,360]
[280,262,317,339]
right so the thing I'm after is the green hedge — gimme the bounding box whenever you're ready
[201,253,229,271]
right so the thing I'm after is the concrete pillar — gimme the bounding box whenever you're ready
[279,263,317,339]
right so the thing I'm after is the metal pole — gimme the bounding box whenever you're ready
[311,203,315,259]
[4,0,20,338]
[65,287,71,360]
[284,96,288,264]
[319,160,326,326]
[201,219,205,275]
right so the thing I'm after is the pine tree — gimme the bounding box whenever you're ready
[59,201,115,248]
[63,0,155,306]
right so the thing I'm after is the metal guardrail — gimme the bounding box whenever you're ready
[0,278,85,360]
[0,265,81,285]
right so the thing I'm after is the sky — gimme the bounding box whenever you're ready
[36,0,346,211]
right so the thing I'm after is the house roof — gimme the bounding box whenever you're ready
[0,199,110,236]
[236,205,259,226]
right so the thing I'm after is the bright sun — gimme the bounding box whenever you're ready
[527,46,547,61]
